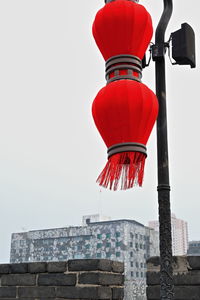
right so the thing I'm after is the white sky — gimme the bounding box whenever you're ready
[0,0,199,263]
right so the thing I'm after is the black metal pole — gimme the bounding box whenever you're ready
[153,0,174,299]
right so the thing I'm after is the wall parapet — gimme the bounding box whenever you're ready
[0,259,124,299]
[146,256,200,300]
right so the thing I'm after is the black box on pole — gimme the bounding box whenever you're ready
[171,23,196,68]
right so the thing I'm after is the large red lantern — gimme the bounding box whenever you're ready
[91,0,158,191]
[93,0,153,60]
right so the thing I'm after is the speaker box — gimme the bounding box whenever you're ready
[172,23,196,68]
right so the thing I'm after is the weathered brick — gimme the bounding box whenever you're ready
[0,287,16,297]
[111,261,124,274]
[174,286,200,299]
[56,286,112,299]
[10,263,28,274]
[78,272,124,286]
[147,257,161,274]
[38,273,76,286]
[187,256,200,270]
[1,274,36,286]
[147,270,200,287]
[0,264,10,274]
[146,271,160,285]
[146,285,160,299]
[28,262,47,273]
[47,262,67,273]
[174,271,200,286]
[18,286,56,297]
[68,259,113,272]
[112,287,124,299]
[147,285,200,300]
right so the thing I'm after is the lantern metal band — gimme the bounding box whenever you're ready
[107,142,147,159]
[105,54,142,84]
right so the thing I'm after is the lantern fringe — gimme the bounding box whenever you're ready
[97,152,146,191]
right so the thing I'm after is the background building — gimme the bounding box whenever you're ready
[148,213,188,255]
[10,215,159,300]
[187,241,200,256]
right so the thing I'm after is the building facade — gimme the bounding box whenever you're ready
[187,241,200,256]
[10,216,159,300]
[148,213,188,256]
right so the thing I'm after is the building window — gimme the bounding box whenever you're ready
[135,234,138,239]
[130,232,134,239]
[106,252,111,258]
[136,272,139,278]
[116,232,120,238]
[77,245,82,251]
[85,244,90,249]
[136,262,139,268]
[140,263,143,268]
[97,253,101,258]
[106,233,111,239]
[85,254,90,259]
[130,261,133,267]
[97,234,102,239]
[130,242,133,247]
[130,252,133,257]
[106,242,111,248]
[131,271,134,277]
[116,252,121,257]
[141,272,143,278]
[135,243,138,249]
[97,243,102,249]
[116,241,121,247]
[140,244,143,249]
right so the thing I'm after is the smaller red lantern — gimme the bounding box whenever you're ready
[92,80,158,190]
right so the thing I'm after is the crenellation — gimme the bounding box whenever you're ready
[0,259,124,300]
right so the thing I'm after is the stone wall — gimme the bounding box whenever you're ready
[0,259,124,299]
[146,256,200,300]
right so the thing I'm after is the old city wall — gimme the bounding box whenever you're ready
[147,256,200,300]
[0,259,124,299]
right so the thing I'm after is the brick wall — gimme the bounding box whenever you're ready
[0,259,124,299]
[146,256,200,300]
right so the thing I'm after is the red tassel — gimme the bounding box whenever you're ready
[97,152,146,191]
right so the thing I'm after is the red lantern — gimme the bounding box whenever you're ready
[92,80,158,190]
[91,0,158,190]
[92,0,153,61]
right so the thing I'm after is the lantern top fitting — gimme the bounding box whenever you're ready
[105,0,139,3]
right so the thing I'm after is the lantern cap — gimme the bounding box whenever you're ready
[105,0,139,3]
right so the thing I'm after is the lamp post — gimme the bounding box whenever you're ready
[152,0,174,299]
[92,0,195,299]
[152,1,195,298]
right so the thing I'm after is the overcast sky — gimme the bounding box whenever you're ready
[0,0,199,263]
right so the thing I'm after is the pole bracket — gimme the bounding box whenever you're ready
[151,43,169,61]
